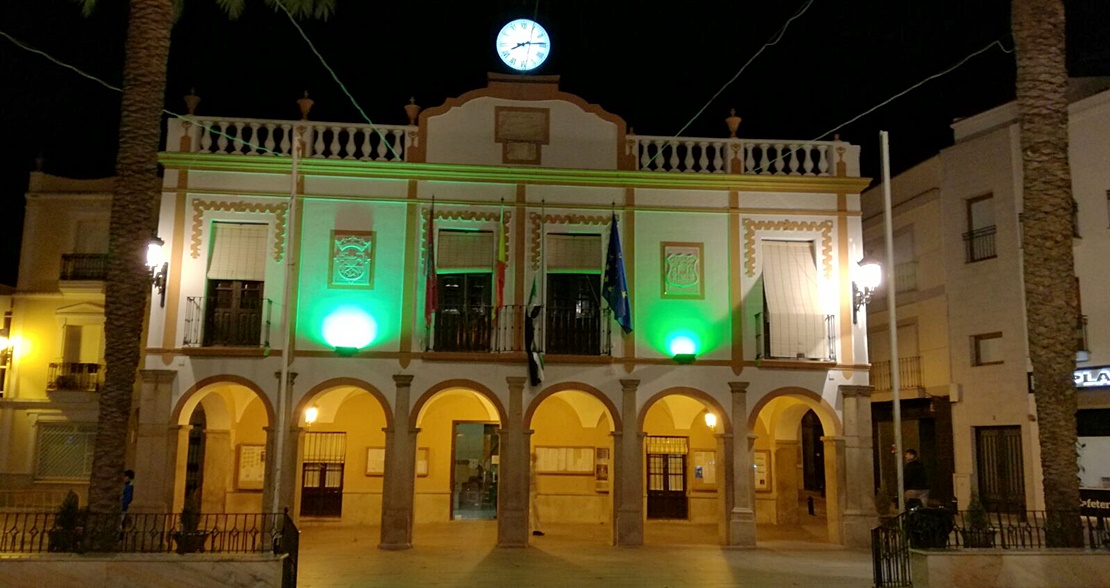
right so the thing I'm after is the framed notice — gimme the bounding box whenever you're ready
[365,447,385,476]
[661,242,704,299]
[417,447,430,477]
[691,449,718,491]
[754,450,771,492]
[595,447,611,492]
[237,445,266,490]
[535,446,594,475]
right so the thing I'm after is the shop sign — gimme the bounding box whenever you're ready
[1074,366,1110,389]
[1080,488,1110,516]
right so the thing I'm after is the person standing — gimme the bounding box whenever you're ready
[903,450,929,507]
[530,453,543,536]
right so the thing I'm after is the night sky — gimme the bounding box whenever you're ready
[1,0,1107,286]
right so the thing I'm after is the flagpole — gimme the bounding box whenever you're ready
[271,127,300,515]
[881,130,905,513]
[539,200,546,358]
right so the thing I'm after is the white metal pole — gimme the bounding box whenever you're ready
[880,131,905,513]
[271,132,301,515]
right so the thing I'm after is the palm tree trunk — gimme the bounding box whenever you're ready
[1012,0,1083,547]
[84,0,174,552]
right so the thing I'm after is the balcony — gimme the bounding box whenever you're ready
[165,118,861,177]
[869,356,923,392]
[754,313,837,363]
[545,305,611,356]
[47,362,103,392]
[59,254,108,281]
[1077,315,1090,361]
[427,304,611,357]
[963,226,997,263]
[183,296,272,350]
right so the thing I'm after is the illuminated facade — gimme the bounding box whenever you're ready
[863,82,1110,514]
[2,75,879,547]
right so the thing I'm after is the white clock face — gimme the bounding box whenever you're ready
[496,19,550,72]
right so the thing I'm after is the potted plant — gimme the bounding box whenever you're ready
[173,491,208,554]
[960,495,995,548]
[48,490,83,552]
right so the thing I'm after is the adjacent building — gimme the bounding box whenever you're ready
[1,74,880,547]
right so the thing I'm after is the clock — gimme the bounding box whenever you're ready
[496,19,550,72]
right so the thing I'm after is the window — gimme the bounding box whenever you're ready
[51,323,103,391]
[972,332,1004,366]
[433,230,495,352]
[760,241,826,360]
[545,234,604,355]
[204,223,268,347]
[36,423,96,480]
[893,231,916,293]
[964,194,996,262]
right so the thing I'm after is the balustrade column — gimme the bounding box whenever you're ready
[614,379,643,546]
[132,370,178,513]
[380,374,418,550]
[726,381,756,547]
[498,377,529,547]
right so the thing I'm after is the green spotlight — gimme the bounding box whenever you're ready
[667,333,698,364]
[323,307,377,354]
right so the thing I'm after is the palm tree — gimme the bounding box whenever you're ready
[1012,0,1083,547]
[73,0,335,551]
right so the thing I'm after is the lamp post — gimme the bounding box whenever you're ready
[880,130,905,513]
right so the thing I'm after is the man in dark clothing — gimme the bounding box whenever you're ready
[121,470,135,513]
[903,449,929,507]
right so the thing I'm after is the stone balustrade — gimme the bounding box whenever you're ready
[167,117,414,161]
[628,135,856,176]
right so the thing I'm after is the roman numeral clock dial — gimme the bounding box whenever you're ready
[496,19,550,72]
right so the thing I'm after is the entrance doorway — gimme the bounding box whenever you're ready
[646,436,688,519]
[975,425,1025,513]
[184,408,206,505]
[801,410,825,493]
[301,432,346,518]
[451,422,499,520]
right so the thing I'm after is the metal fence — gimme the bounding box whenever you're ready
[873,509,1110,587]
[59,254,109,281]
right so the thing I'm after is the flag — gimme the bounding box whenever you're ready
[494,202,507,323]
[603,212,633,334]
[423,200,437,330]
[525,273,545,386]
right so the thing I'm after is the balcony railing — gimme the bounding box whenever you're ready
[893,261,917,293]
[755,313,836,362]
[545,305,611,356]
[59,254,108,281]
[166,117,861,177]
[183,296,273,348]
[47,362,103,392]
[963,225,997,263]
[431,304,525,353]
[1078,315,1090,353]
[869,356,923,392]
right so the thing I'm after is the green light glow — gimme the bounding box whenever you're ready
[666,332,699,357]
[322,307,377,350]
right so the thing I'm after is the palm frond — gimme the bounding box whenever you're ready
[70,0,98,17]
[265,0,336,21]
[214,0,247,20]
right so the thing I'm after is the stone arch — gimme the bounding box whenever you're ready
[172,374,274,427]
[525,381,622,432]
[296,377,394,429]
[747,386,841,436]
[637,386,731,434]
[410,378,508,429]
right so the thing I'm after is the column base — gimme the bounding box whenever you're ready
[379,508,413,550]
[614,509,643,546]
[842,512,878,548]
[497,509,528,548]
[726,509,757,548]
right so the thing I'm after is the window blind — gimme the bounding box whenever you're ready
[762,240,825,359]
[207,222,268,281]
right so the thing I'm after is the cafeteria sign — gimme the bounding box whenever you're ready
[1074,366,1110,389]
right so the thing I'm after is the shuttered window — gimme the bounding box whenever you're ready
[762,241,825,359]
[547,234,601,273]
[207,222,268,281]
[36,423,96,480]
[438,230,495,272]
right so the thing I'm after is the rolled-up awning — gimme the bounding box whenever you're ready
[762,240,825,359]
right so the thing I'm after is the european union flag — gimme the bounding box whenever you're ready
[604,213,633,334]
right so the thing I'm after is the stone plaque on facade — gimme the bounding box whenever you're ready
[495,106,550,165]
[330,230,375,288]
[661,242,704,299]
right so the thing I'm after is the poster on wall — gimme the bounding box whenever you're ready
[754,450,771,492]
[692,450,718,490]
[595,447,610,492]
[237,445,266,490]
[365,447,385,476]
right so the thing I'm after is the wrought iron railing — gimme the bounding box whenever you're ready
[755,312,836,361]
[47,362,103,392]
[432,304,525,352]
[183,296,273,348]
[1078,315,1089,353]
[963,225,997,263]
[872,509,1110,587]
[545,305,611,356]
[0,510,293,555]
[59,254,109,281]
[869,356,923,392]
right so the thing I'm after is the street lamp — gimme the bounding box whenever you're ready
[147,236,169,308]
[853,257,882,324]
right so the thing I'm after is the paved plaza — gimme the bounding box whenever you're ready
[296,521,874,588]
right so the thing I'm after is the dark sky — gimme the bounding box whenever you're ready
[1,0,1107,286]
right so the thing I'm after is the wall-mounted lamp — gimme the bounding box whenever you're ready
[304,405,319,426]
[852,257,882,324]
[0,331,11,365]
[668,334,698,364]
[147,236,169,308]
[704,412,717,431]
[334,346,359,357]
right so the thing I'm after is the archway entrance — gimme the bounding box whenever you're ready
[527,389,616,543]
[174,380,271,514]
[413,388,503,528]
[641,392,723,546]
[294,383,390,525]
[751,393,840,543]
